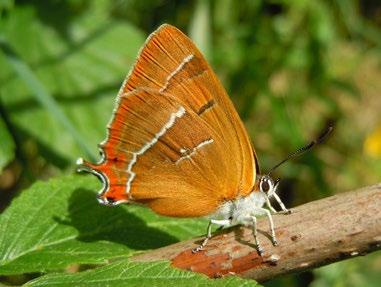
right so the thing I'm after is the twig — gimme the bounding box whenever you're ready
[132,183,381,282]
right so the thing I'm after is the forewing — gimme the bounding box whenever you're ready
[120,24,257,198]
[80,24,258,217]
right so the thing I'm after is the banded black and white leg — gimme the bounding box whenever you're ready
[192,219,231,253]
[272,193,291,214]
[250,215,263,255]
[266,196,291,215]
[266,180,291,214]
[252,207,278,248]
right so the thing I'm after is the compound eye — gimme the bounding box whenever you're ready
[261,179,270,193]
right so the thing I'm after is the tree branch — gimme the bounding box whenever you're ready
[132,183,381,282]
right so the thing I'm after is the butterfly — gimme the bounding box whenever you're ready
[77,24,330,255]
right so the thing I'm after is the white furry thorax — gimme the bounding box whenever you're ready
[210,191,267,226]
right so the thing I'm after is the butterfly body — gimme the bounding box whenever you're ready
[78,24,290,254]
[213,190,266,224]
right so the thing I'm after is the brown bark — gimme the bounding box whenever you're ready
[132,183,381,282]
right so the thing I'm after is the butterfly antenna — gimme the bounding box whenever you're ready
[268,125,333,176]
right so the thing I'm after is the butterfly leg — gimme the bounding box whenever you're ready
[192,219,230,253]
[254,207,278,246]
[273,193,291,214]
[270,180,291,214]
[250,215,264,255]
[265,197,278,214]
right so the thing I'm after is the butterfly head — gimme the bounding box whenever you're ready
[258,175,279,198]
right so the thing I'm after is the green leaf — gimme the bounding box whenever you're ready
[0,4,145,163]
[25,260,258,287]
[0,115,15,172]
[0,175,207,275]
[1,39,94,160]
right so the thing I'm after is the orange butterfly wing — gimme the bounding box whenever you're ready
[79,24,258,217]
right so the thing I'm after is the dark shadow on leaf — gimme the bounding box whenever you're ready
[55,187,179,250]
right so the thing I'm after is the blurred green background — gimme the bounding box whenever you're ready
[0,0,380,286]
